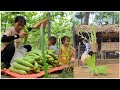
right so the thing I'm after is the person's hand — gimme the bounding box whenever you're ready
[70,46,76,52]
[19,31,28,38]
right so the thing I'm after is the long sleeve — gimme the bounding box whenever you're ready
[1,34,19,43]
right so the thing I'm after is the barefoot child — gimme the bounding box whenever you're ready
[58,36,76,65]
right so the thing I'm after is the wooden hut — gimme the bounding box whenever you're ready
[75,24,119,59]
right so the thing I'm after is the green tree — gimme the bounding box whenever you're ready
[74,12,84,25]
[1,12,73,49]
[94,12,119,25]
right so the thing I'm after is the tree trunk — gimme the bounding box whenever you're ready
[81,18,83,25]
[72,21,77,58]
[47,12,51,38]
[112,14,115,24]
[84,12,90,25]
[72,21,75,48]
[81,19,82,25]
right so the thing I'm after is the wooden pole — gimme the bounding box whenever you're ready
[78,42,80,66]
[72,21,77,58]
[47,12,51,38]
[72,21,75,48]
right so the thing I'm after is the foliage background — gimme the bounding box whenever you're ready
[1,12,73,49]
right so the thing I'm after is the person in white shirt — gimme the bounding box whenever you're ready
[81,38,93,67]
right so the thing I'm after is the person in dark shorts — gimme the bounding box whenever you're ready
[1,16,32,68]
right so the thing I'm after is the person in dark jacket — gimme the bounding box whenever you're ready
[1,16,32,68]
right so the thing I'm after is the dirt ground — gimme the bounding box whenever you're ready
[73,59,119,78]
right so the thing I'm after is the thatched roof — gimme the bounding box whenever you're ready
[75,24,119,34]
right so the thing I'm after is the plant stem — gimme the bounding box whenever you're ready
[40,24,48,78]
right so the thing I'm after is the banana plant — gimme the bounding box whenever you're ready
[86,54,107,76]
[89,25,97,43]
[40,24,48,78]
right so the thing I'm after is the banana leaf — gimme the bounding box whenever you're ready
[89,66,98,75]
[88,65,107,75]
[40,24,48,78]
[97,65,107,75]
[89,25,97,43]
[86,54,96,67]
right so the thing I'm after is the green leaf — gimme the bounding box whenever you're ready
[40,24,48,78]
[86,54,96,67]
[97,65,107,75]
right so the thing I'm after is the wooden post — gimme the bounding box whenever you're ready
[78,42,81,66]
[72,21,77,58]
[72,21,75,48]
[47,12,51,38]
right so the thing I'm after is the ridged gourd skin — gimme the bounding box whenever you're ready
[46,50,55,53]
[9,67,27,75]
[29,50,41,56]
[15,58,34,68]
[45,54,53,58]
[47,57,54,61]
[12,62,31,71]
[26,53,39,57]
[9,49,61,74]
[22,57,35,63]
[34,69,40,73]
[34,61,39,69]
